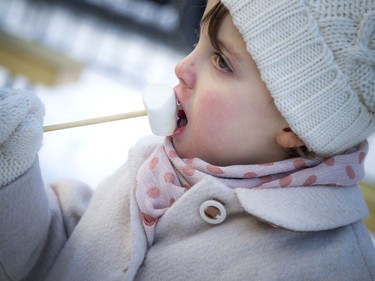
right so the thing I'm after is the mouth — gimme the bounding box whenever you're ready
[176,99,188,129]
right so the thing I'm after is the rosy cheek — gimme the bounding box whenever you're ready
[194,91,232,131]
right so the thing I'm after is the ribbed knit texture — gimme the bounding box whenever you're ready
[0,88,44,188]
[222,0,375,156]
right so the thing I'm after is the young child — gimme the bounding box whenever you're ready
[1,0,375,280]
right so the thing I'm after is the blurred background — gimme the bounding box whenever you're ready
[0,0,205,187]
[0,0,374,240]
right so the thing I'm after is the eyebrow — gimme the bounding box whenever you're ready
[216,35,242,64]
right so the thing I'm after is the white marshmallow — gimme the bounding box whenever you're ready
[143,84,177,136]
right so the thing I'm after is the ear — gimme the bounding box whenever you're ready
[276,128,305,149]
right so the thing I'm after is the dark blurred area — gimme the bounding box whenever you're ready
[0,0,206,88]
[26,0,206,51]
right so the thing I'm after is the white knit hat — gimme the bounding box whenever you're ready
[222,0,375,156]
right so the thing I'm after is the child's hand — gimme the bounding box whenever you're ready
[0,88,44,188]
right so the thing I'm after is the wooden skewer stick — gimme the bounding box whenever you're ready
[43,109,147,132]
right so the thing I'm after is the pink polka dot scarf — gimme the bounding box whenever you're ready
[135,138,368,246]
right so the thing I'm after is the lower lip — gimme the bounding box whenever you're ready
[172,126,186,138]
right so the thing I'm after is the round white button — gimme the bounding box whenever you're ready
[199,200,227,224]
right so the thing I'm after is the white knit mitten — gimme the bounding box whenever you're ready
[0,88,44,188]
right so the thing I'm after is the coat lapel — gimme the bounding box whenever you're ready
[124,137,162,281]
[235,185,369,231]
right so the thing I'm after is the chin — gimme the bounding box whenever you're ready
[171,139,190,158]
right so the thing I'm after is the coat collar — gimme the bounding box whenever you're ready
[124,136,369,280]
[235,185,369,231]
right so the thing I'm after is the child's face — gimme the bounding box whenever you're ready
[172,0,289,166]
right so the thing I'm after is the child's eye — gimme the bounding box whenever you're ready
[214,52,232,73]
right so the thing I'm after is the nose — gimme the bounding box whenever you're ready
[174,52,197,89]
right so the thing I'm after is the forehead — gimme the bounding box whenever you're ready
[202,1,247,55]
[201,1,229,48]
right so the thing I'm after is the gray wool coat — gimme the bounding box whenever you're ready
[1,136,375,281]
